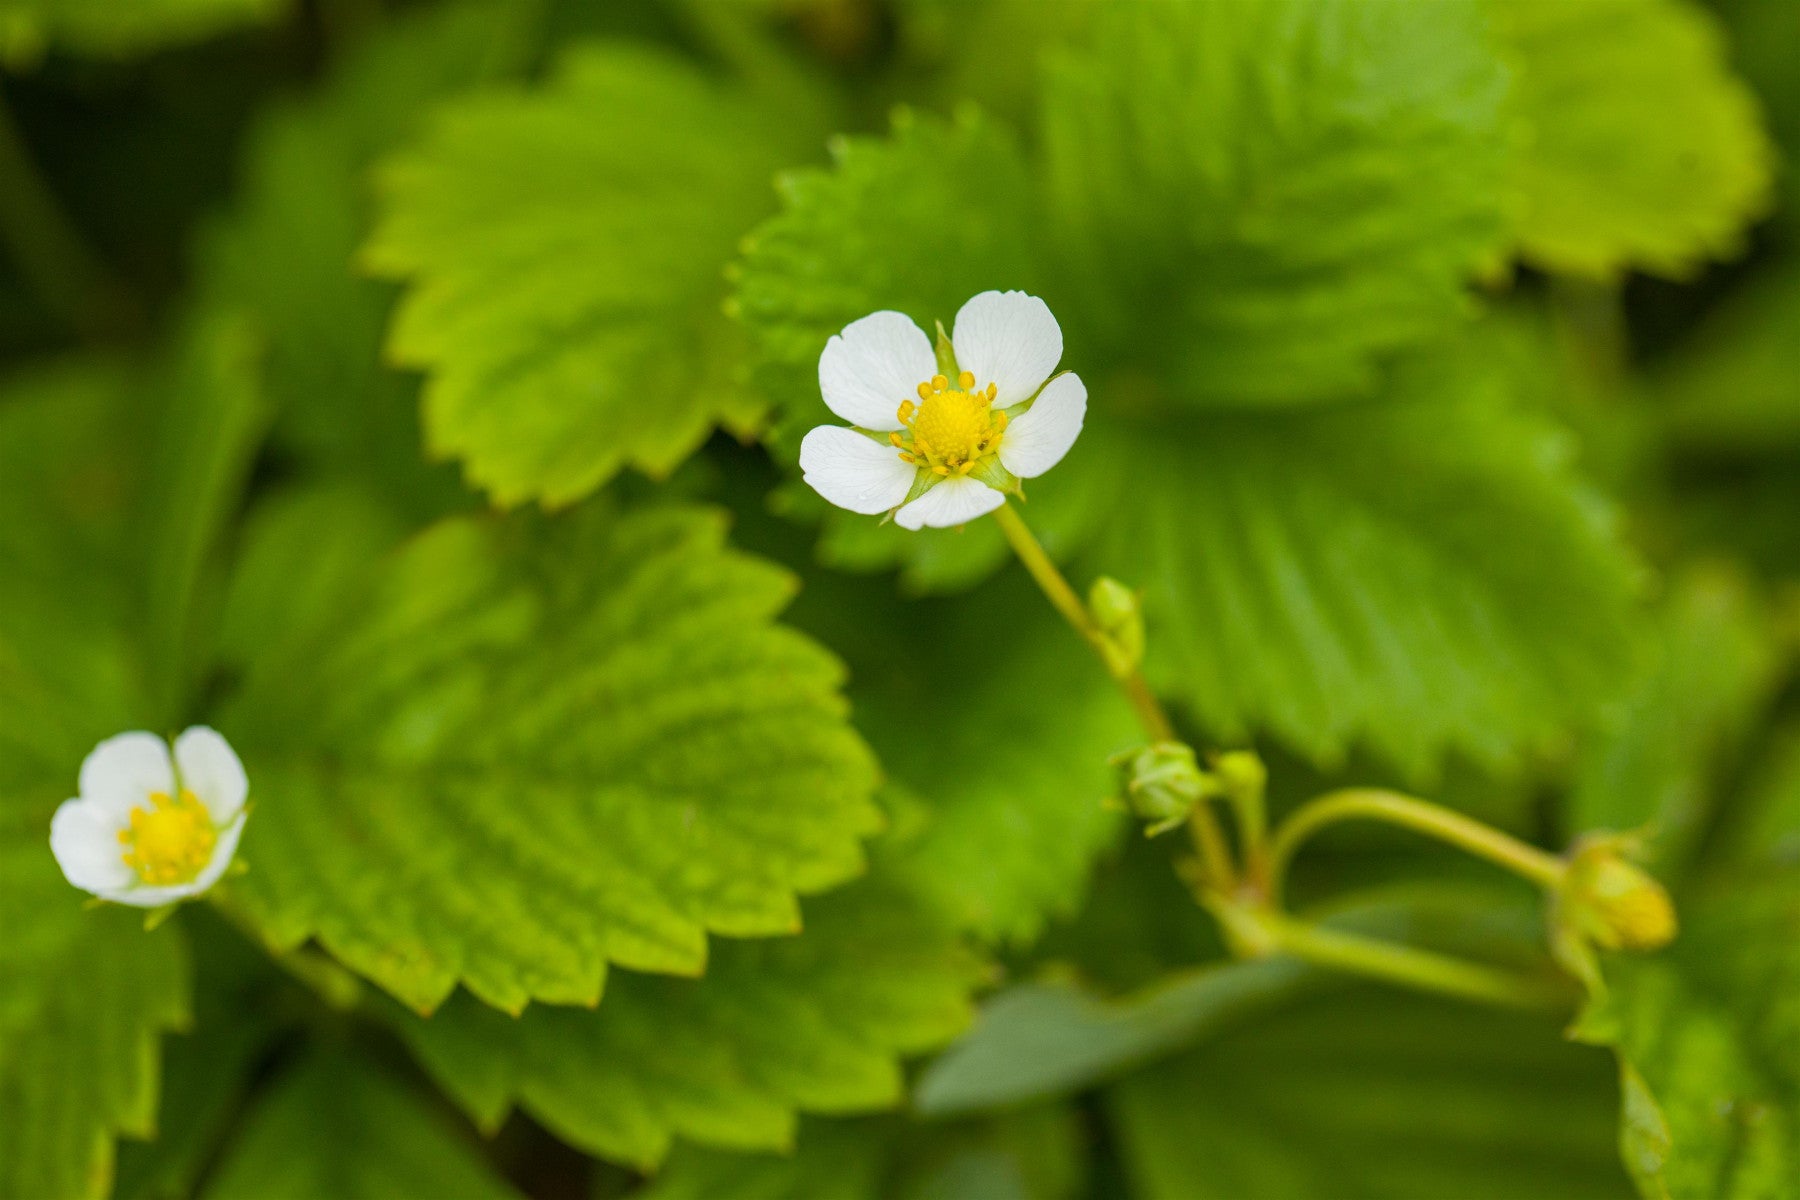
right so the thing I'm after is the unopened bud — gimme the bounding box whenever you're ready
[1213,750,1266,805]
[1560,838,1678,952]
[1088,576,1144,676]
[1111,741,1209,836]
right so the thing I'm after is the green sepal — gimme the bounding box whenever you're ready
[934,321,959,379]
[900,467,940,508]
[969,458,1021,497]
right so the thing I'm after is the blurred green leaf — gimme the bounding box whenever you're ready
[1109,989,1631,1199]
[391,883,979,1169]
[364,44,827,506]
[863,585,1135,944]
[1039,0,1510,405]
[198,0,537,519]
[202,1052,520,1200]
[136,311,268,728]
[0,366,191,1200]
[1569,568,1784,876]
[1653,264,1800,455]
[1575,871,1800,1199]
[220,502,882,1014]
[0,0,287,61]
[915,883,1548,1116]
[644,1119,890,1200]
[1493,0,1773,280]
[1090,337,1643,776]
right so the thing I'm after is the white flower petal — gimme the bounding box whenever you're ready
[50,799,135,894]
[819,311,935,431]
[895,476,1006,530]
[79,732,174,818]
[800,426,919,514]
[952,291,1063,409]
[175,726,247,823]
[998,372,1087,479]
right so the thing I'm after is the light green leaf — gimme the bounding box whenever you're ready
[1109,989,1631,1199]
[1088,339,1642,776]
[1492,0,1773,280]
[0,0,286,60]
[221,502,882,1014]
[1569,568,1783,877]
[735,105,1039,438]
[364,45,826,506]
[202,1052,519,1200]
[1039,0,1510,405]
[858,580,1135,943]
[198,0,534,517]
[391,884,980,1169]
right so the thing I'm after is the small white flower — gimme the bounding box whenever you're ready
[800,290,1087,529]
[50,727,249,908]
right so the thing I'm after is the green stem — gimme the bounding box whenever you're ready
[990,501,1236,889]
[0,87,131,340]
[1265,789,1566,904]
[1262,910,1567,1011]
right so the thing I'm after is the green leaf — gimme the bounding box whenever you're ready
[0,364,194,1200]
[0,0,286,60]
[1492,0,1774,280]
[1733,724,1800,865]
[1038,0,1510,405]
[136,312,270,729]
[364,45,826,506]
[198,0,535,518]
[858,581,1135,943]
[1568,568,1783,877]
[1109,989,1632,1199]
[645,1107,1087,1200]
[1653,264,1800,455]
[735,105,1039,438]
[1576,873,1800,1199]
[202,1052,520,1200]
[915,883,1546,1115]
[391,884,980,1169]
[221,501,882,1014]
[1088,337,1642,776]
[0,884,191,1200]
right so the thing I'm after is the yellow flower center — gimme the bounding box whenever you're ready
[890,372,1007,476]
[118,789,216,886]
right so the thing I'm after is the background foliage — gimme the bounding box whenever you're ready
[0,0,1794,1197]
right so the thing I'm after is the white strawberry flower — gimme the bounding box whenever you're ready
[50,727,249,908]
[799,290,1087,529]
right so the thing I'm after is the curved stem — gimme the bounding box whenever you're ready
[990,501,1236,889]
[1265,789,1566,904]
[1262,911,1567,1011]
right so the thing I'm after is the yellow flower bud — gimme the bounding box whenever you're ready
[1560,838,1678,952]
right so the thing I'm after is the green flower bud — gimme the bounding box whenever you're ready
[1088,576,1144,676]
[1212,750,1266,805]
[1111,741,1209,836]
[1559,837,1678,952]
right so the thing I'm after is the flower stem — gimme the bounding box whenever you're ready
[1265,788,1567,903]
[991,502,1171,737]
[1259,909,1567,1011]
[990,501,1236,889]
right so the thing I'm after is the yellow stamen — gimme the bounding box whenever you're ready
[890,373,1008,477]
[119,788,216,886]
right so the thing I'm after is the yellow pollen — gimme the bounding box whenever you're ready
[118,789,216,886]
[891,374,1007,474]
